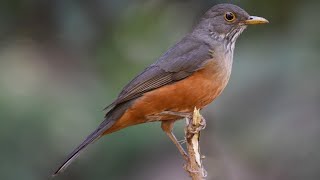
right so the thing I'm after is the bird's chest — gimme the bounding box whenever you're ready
[139,58,232,121]
[186,58,232,107]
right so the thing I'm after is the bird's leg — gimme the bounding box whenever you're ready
[161,120,189,161]
[160,111,191,145]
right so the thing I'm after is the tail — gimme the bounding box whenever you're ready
[52,120,114,176]
[52,100,134,177]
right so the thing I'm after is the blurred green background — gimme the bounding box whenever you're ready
[0,0,319,180]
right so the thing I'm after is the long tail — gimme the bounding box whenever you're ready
[52,120,114,176]
[52,100,134,176]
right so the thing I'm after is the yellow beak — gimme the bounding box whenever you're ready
[245,16,269,25]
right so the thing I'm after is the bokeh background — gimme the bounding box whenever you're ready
[0,0,319,180]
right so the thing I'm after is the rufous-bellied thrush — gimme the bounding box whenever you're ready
[53,3,268,175]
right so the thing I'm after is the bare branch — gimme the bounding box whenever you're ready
[184,108,207,180]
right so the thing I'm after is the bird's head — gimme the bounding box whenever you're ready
[194,4,268,46]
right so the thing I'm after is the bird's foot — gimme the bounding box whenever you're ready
[178,138,187,145]
[186,115,206,134]
[199,116,206,130]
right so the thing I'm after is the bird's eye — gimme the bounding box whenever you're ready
[224,12,236,22]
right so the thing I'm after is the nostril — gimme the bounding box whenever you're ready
[249,17,253,20]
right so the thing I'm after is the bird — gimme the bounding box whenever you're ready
[53,3,268,176]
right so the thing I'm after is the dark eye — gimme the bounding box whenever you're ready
[224,12,236,22]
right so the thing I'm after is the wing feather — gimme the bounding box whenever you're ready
[105,37,212,110]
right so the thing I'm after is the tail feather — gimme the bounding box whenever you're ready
[52,121,114,176]
[52,100,134,177]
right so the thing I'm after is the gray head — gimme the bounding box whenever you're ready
[192,4,268,47]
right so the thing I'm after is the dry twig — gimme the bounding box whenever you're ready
[184,108,207,180]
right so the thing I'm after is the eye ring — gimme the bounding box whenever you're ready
[224,12,236,22]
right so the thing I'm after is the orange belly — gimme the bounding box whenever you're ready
[103,60,230,134]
